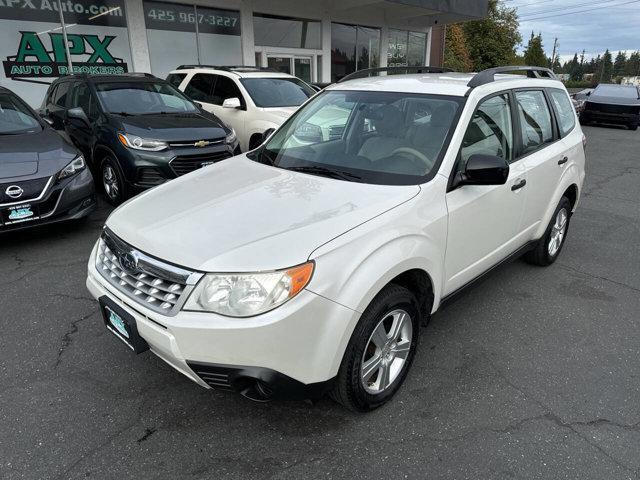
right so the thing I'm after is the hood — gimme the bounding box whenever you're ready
[258,106,298,124]
[115,111,227,142]
[588,94,640,107]
[106,156,419,272]
[0,128,78,180]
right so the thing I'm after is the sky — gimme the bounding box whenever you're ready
[508,0,640,62]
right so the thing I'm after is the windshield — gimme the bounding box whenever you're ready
[0,92,41,135]
[240,78,315,108]
[594,84,639,99]
[255,90,463,185]
[95,81,198,115]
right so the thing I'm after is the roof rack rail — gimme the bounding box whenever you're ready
[175,64,278,74]
[338,66,453,83]
[467,66,556,88]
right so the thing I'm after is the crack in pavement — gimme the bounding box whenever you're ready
[53,309,99,369]
[557,263,640,294]
[136,427,157,443]
[0,259,89,287]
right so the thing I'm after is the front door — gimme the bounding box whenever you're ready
[444,92,529,295]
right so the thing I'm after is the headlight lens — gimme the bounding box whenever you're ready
[58,156,85,180]
[118,133,168,151]
[225,128,237,145]
[184,262,314,317]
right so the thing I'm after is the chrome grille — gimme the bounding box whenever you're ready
[96,230,202,316]
[169,151,232,176]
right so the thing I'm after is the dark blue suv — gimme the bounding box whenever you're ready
[42,74,239,205]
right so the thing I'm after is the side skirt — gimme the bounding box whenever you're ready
[439,240,538,309]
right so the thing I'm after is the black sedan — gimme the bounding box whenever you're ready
[579,84,640,130]
[0,86,95,232]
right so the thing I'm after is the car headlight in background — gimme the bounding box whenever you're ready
[225,128,237,146]
[184,262,314,317]
[57,156,86,180]
[118,132,168,151]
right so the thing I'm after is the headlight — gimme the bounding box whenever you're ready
[225,128,237,145]
[118,132,168,151]
[58,156,85,180]
[184,262,314,317]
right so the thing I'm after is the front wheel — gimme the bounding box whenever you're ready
[331,285,420,412]
[524,197,572,266]
[101,156,128,206]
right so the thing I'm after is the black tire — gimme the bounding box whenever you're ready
[524,196,572,266]
[331,284,420,412]
[578,113,589,126]
[100,155,128,206]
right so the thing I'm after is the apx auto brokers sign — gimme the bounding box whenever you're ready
[1,0,129,80]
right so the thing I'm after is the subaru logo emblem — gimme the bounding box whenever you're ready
[194,140,210,148]
[119,252,138,274]
[5,185,23,199]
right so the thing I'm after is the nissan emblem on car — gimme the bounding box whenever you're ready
[5,185,24,199]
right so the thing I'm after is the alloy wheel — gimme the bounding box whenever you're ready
[103,164,120,201]
[360,309,413,395]
[548,207,568,257]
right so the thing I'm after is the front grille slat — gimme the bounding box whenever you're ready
[170,151,232,177]
[96,234,196,315]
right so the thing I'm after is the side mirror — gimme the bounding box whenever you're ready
[585,91,591,96]
[41,115,54,126]
[262,127,276,143]
[222,97,242,109]
[65,107,89,126]
[456,154,509,187]
[293,122,322,142]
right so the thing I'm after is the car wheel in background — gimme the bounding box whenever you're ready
[629,123,638,131]
[524,196,572,266]
[331,284,420,412]
[101,155,128,206]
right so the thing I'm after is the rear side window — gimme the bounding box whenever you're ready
[184,74,215,103]
[460,93,513,166]
[54,82,71,108]
[166,73,186,89]
[549,89,576,137]
[211,75,243,106]
[515,90,553,155]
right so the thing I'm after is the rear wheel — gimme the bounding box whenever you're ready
[524,197,571,266]
[101,155,128,206]
[331,284,420,412]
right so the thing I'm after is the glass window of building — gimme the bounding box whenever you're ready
[331,23,381,82]
[143,1,241,80]
[253,14,321,49]
[0,0,131,107]
[388,29,427,67]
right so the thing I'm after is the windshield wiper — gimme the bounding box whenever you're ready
[286,165,361,182]
[112,111,133,117]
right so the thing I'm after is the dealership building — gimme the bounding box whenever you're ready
[0,0,487,106]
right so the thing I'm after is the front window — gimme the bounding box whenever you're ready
[240,78,315,108]
[594,85,639,98]
[254,90,462,185]
[95,81,197,115]
[0,92,42,135]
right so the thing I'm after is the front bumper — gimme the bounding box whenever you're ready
[86,244,358,399]
[0,169,95,232]
[581,110,639,126]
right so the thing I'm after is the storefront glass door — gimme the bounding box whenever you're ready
[266,55,313,83]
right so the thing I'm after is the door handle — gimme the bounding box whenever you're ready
[511,179,527,191]
[558,156,568,165]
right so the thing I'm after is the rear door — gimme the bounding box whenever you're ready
[444,92,529,294]
[514,89,568,237]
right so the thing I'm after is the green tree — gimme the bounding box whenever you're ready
[523,32,548,67]
[600,49,613,82]
[443,24,473,72]
[613,51,627,78]
[567,53,583,82]
[462,0,521,70]
[625,51,640,76]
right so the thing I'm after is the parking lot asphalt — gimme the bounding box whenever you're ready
[1,125,639,480]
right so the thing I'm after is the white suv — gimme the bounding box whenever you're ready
[168,65,317,152]
[87,66,586,411]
